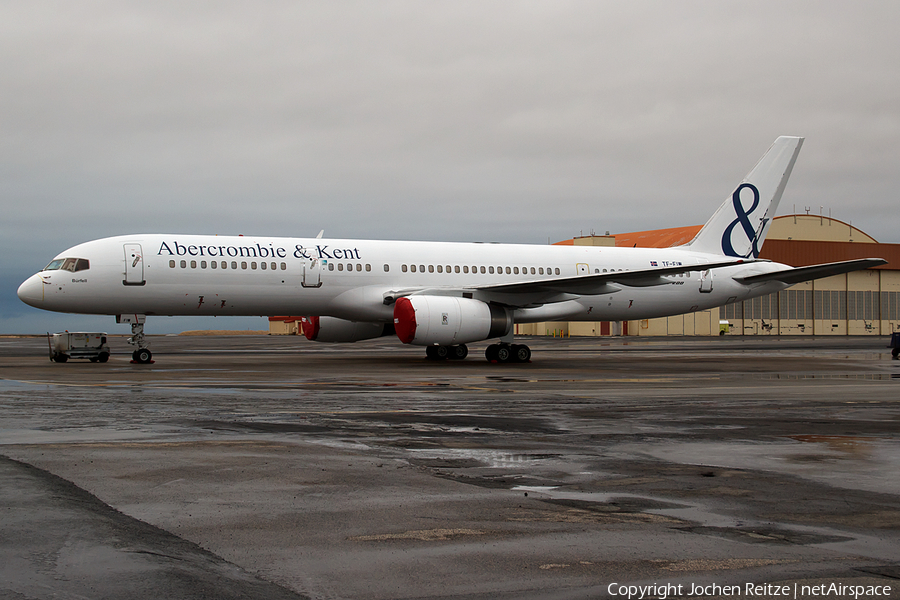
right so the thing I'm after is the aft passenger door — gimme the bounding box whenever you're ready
[123,243,145,286]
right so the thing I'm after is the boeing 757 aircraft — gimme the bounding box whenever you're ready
[18,137,886,363]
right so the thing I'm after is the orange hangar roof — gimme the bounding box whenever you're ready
[553,215,896,270]
[613,226,702,248]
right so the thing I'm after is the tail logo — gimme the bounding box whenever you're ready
[722,183,765,258]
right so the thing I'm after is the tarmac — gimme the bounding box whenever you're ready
[0,334,898,599]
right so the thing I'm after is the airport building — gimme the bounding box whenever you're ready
[270,214,899,338]
[518,214,900,337]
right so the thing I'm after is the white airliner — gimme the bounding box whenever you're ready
[17,136,886,363]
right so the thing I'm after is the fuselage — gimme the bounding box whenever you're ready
[17,233,790,324]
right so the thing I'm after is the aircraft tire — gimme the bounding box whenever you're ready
[435,345,450,360]
[450,344,468,360]
[484,344,498,362]
[495,344,512,363]
[135,348,152,364]
[512,344,531,363]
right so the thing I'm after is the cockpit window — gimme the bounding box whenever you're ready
[44,258,90,272]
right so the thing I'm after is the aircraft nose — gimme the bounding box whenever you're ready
[17,274,45,307]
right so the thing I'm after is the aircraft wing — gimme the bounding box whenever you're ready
[732,258,888,286]
[472,258,756,296]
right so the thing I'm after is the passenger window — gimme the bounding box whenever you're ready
[480,266,485,274]
[280,262,286,270]
[201,261,207,269]
[231,261,238,269]
[211,261,217,269]
[446,265,451,273]
[261,262,267,270]
[530,267,535,274]
[539,267,544,274]
[437,265,443,273]
[357,264,362,272]
[251,262,257,270]
[383,264,389,272]
[506,267,511,274]
[555,268,560,275]
[338,263,343,271]
[513,267,519,275]
[410,264,416,273]
[241,261,248,269]
[455,265,460,273]
[462,266,468,273]
[429,265,434,273]
[419,264,425,272]
[402,264,408,273]
[489,266,494,274]
[169,260,176,268]
[191,260,197,268]
[328,263,335,271]
[367,264,372,272]
[181,260,187,268]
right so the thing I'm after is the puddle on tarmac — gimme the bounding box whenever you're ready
[508,487,897,558]
[635,439,900,495]
[407,449,567,469]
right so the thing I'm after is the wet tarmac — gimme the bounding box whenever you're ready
[0,334,898,599]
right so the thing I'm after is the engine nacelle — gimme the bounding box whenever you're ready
[301,316,393,343]
[393,296,511,346]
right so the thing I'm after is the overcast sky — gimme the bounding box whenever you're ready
[2,1,899,334]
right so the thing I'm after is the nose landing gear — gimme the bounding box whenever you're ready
[118,314,153,364]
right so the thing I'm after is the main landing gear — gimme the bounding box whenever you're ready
[425,344,469,360]
[423,342,531,363]
[485,343,531,364]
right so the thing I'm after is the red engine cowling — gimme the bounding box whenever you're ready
[301,316,393,343]
[393,296,511,346]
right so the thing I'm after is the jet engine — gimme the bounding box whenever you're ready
[393,296,511,346]
[301,316,394,343]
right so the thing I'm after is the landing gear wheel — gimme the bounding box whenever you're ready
[485,344,498,362]
[134,348,152,364]
[512,344,531,363]
[425,345,449,360]
[450,344,468,360]
[495,344,512,363]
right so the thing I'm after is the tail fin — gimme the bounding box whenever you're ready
[685,136,804,258]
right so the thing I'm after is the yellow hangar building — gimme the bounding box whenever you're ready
[519,214,900,338]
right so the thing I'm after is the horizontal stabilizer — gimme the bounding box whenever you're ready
[733,258,887,286]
